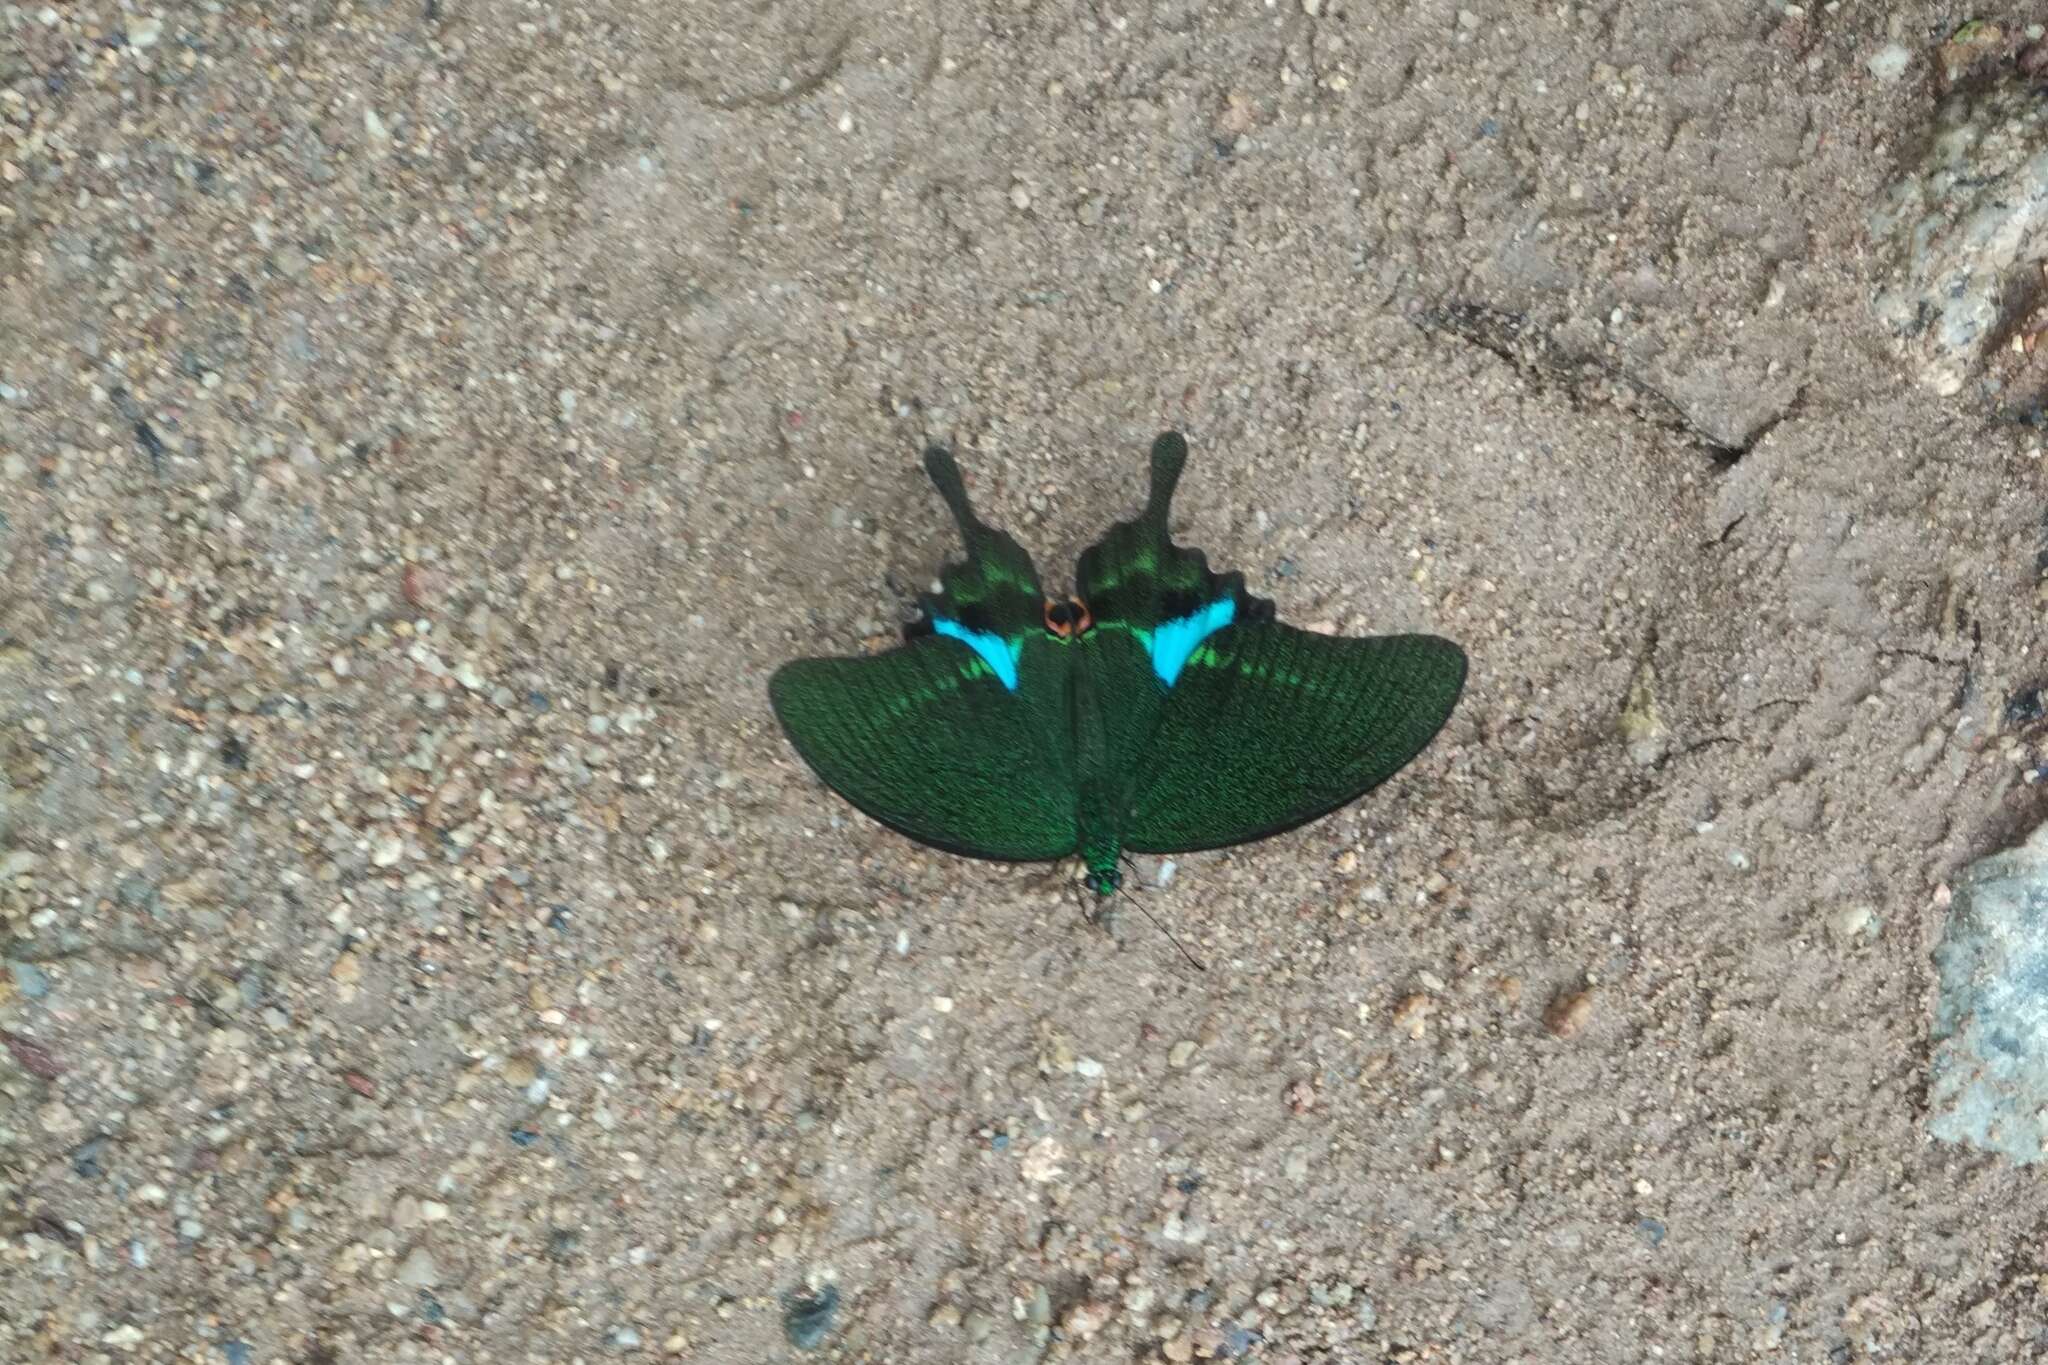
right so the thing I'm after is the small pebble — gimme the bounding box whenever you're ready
[1544,989,1595,1039]
[71,1135,109,1179]
[784,1285,839,1350]
[1866,43,1911,82]
[1829,905,1874,941]
[9,959,50,999]
[1392,992,1433,1039]
[1168,1040,1199,1068]
[396,1245,441,1288]
[1064,1301,1113,1337]
[38,1100,80,1135]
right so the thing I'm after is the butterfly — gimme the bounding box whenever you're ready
[769,431,1467,897]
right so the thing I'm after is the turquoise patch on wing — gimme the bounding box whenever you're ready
[1149,597,1236,686]
[932,617,1023,690]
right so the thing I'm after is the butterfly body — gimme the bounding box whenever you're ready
[770,433,1466,896]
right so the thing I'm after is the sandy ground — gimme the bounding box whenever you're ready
[8,1,2048,1362]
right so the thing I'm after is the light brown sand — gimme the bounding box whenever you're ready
[3,2,2043,1361]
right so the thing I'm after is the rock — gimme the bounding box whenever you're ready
[37,1100,80,1134]
[1020,1137,1064,1183]
[1063,1300,1113,1337]
[1828,904,1876,942]
[101,1324,145,1349]
[1865,43,1912,82]
[396,1245,441,1288]
[1928,821,2048,1161]
[1868,75,2048,396]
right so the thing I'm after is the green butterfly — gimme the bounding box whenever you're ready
[770,432,1467,896]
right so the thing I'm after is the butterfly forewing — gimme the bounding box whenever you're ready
[769,639,1078,861]
[1121,624,1465,853]
[771,448,1082,863]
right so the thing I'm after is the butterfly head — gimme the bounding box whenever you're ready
[1083,867,1121,898]
[1042,596,1095,640]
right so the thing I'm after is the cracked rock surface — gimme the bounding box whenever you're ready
[1930,821,2048,1164]
[1869,74,2048,398]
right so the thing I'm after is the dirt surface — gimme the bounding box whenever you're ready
[7,2,2048,1362]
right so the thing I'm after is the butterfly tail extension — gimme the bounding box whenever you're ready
[923,445,984,547]
[1144,430,1189,521]
[907,446,1048,653]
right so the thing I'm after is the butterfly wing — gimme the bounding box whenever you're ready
[1071,431,1464,855]
[770,638,1076,860]
[1123,623,1465,853]
[1069,433,1272,783]
[769,448,1079,862]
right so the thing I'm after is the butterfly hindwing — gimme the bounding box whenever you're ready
[770,448,1079,862]
[1123,623,1466,854]
[1069,433,1273,784]
[908,447,1044,657]
[1075,432,1272,667]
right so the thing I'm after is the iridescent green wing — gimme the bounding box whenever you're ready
[1075,432,1270,662]
[1070,433,1273,784]
[769,448,1078,861]
[1074,432,1465,855]
[1124,623,1466,853]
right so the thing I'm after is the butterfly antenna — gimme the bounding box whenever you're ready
[1145,431,1189,521]
[1118,880,1206,973]
[922,446,984,547]
[1119,850,1153,894]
